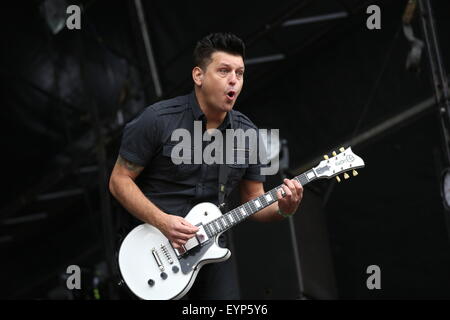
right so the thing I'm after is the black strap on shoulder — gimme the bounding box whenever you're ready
[218,163,230,212]
[217,112,234,212]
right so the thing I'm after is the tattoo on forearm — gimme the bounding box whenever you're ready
[117,155,142,172]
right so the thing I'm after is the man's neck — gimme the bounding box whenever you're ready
[194,89,227,130]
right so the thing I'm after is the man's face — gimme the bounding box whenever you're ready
[198,51,244,113]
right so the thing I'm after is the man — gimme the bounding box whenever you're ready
[109,32,303,299]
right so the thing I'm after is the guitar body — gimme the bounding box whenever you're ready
[118,202,230,300]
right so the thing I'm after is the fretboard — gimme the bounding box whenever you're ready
[202,169,317,238]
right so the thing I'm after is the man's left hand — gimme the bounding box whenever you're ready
[276,178,303,216]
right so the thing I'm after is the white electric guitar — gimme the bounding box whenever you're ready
[118,146,365,300]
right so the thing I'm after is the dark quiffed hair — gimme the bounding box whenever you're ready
[193,32,245,69]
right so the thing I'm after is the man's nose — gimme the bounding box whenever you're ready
[228,71,237,84]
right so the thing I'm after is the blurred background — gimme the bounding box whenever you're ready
[1,0,450,299]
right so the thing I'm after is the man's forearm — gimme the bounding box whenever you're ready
[110,176,166,228]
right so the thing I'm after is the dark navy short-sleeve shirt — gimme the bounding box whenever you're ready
[119,91,266,218]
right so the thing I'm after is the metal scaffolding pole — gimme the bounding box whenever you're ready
[418,0,450,160]
[418,0,450,241]
[134,0,163,98]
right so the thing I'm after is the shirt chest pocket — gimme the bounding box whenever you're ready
[161,143,200,180]
[224,149,250,191]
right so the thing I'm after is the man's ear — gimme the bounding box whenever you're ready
[192,66,204,86]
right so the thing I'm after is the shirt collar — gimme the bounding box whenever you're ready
[189,91,232,130]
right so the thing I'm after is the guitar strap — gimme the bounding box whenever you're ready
[218,163,230,213]
[217,112,234,213]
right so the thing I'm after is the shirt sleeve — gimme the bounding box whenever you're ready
[242,163,267,182]
[119,106,160,167]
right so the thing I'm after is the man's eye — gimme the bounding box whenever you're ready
[237,71,244,77]
[219,69,228,74]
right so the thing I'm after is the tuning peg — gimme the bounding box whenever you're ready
[344,173,350,179]
[332,151,337,156]
[339,147,345,153]
[336,176,341,183]
[352,170,358,176]
[323,155,329,160]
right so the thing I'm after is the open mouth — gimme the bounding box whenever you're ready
[226,91,236,99]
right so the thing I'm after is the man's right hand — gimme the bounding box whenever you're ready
[158,214,199,251]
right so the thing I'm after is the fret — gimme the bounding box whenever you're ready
[269,189,278,203]
[267,190,277,204]
[215,220,222,232]
[275,186,284,199]
[215,220,221,232]
[254,198,261,209]
[244,202,253,216]
[215,221,220,233]
[245,202,253,216]
[306,171,316,183]
[222,217,228,228]
[229,209,235,221]
[264,194,270,205]
[259,194,267,207]
[217,218,224,230]
[228,212,235,223]
[264,192,273,204]
[222,217,227,228]
[248,201,258,214]
[204,223,210,235]
[234,208,242,221]
[298,173,311,185]
[239,206,246,217]
[242,202,253,216]
[224,214,231,226]
[205,224,212,237]
[210,221,217,234]
[208,223,215,236]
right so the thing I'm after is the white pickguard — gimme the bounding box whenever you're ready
[118,202,230,300]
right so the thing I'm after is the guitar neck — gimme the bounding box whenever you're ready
[202,169,318,238]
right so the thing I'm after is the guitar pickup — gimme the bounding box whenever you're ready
[172,224,209,257]
[195,225,209,244]
[183,224,209,251]
[183,237,199,251]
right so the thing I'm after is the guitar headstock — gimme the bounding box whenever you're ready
[313,147,365,182]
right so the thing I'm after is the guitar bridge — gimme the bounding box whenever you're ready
[151,248,164,271]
